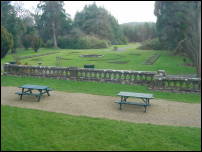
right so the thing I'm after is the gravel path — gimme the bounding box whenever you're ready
[1,86,201,128]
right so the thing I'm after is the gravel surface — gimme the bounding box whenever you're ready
[1,86,201,128]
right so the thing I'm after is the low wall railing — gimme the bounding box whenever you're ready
[3,63,201,93]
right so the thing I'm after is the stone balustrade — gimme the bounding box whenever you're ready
[3,63,201,93]
[151,75,201,93]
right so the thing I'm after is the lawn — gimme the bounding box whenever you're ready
[1,43,196,75]
[1,105,201,151]
[1,75,200,103]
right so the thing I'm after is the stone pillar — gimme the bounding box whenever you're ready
[157,70,166,76]
[69,67,78,80]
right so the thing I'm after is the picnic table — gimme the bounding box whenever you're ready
[15,84,52,102]
[114,91,154,112]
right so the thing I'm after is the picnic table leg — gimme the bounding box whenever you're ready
[119,96,128,110]
[144,105,147,112]
[20,88,24,100]
[142,98,148,112]
[29,89,32,94]
[119,96,125,110]
[123,97,128,102]
[147,99,150,105]
[37,89,42,102]
[46,89,50,96]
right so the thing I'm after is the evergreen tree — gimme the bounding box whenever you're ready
[74,3,126,44]
[37,1,72,48]
[154,1,201,76]
[1,26,13,58]
[1,1,24,53]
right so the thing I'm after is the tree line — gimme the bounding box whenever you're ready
[1,1,128,58]
[121,22,157,42]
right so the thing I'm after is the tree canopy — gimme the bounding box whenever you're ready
[36,1,72,48]
[154,1,201,76]
[74,3,127,45]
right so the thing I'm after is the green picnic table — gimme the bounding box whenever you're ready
[15,84,53,102]
[114,91,154,112]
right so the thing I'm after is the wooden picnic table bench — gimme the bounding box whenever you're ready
[15,84,53,102]
[114,91,154,112]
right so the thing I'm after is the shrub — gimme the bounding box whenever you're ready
[1,26,13,58]
[31,36,41,52]
[12,53,20,63]
[21,34,32,50]
[138,38,162,50]
[45,40,53,48]
[58,35,109,49]
[113,46,118,51]
[16,61,21,65]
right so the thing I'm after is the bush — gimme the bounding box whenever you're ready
[1,26,13,58]
[45,40,53,48]
[31,36,41,52]
[138,38,162,50]
[113,46,118,51]
[58,35,109,49]
[12,53,20,63]
[21,34,32,50]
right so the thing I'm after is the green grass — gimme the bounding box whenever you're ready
[1,43,196,75]
[1,105,201,151]
[1,75,200,103]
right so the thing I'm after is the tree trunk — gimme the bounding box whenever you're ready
[52,22,58,48]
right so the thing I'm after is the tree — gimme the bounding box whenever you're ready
[74,3,126,44]
[154,1,201,76]
[21,12,37,50]
[37,1,72,48]
[1,1,24,53]
[31,36,41,52]
[121,22,156,42]
[1,26,13,58]
[154,1,191,51]
[22,34,32,50]
[199,2,201,77]
[179,2,201,76]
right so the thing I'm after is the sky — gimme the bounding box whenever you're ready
[12,1,156,24]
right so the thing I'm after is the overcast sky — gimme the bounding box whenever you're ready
[13,1,156,24]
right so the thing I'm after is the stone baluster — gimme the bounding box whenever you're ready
[133,73,137,82]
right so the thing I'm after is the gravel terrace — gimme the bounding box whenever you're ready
[1,86,201,128]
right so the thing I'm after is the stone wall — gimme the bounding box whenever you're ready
[3,63,201,93]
